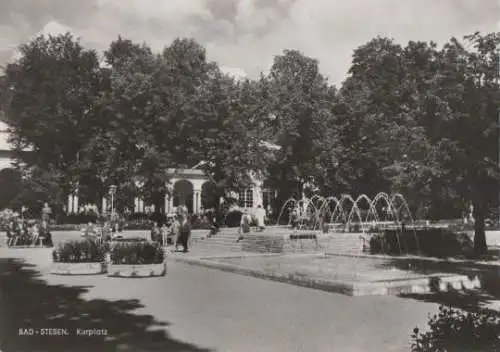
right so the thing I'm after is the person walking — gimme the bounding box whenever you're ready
[6,219,15,247]
[179,213,192,253]
[41,202,52,223]
[160,223,169,246]
[171,216,182,251]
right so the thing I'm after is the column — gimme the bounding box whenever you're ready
[67,195,73,214]
[193,189,201,214]
[139,199,144,213]
[73,194,79,214]
[197,191,201,213]
[102,197,107,214]
[134,197,139,213]
[169,195,174,213]
[164,194,170,214]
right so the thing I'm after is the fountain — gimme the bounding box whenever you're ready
[275,192,421,255]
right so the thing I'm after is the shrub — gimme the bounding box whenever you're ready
[49,224,81,231]
[369,228,473,257]
[190,214,213,230]
[123,219,154,230]
[225,210,243,227]
[52,239,106,263]
[110,241,164,265]
[61,213,99,224]
[126,212,151,221]
[411,305,500,352]
[49,220,153,231]
[111,237,148,243]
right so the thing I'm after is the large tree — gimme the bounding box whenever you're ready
[341,33,500,255]
[3,33,104,210]
[80,36,167,210]
[194,71,272,212]
[262,50,340,208]
[338,37,442,216]
[426,33,500,255]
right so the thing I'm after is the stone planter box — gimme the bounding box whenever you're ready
[107,262,166,278]
[50,262,107,275]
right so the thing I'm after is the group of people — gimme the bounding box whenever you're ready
[150,208,192,253]
[6,218,53,247]
[80,219,123,243]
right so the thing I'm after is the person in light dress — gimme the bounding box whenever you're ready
[254,205,266,231]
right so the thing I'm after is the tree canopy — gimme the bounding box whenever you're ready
[2,30,500,254]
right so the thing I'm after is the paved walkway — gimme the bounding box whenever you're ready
[0,247,439,352]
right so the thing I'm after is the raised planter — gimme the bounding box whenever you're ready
[50,262,107,275]
[107,262,166,278]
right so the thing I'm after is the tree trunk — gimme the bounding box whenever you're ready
[472,200,487,256]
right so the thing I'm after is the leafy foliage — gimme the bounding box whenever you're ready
[411,305,500,352]
[52,239,106,263]
[110,241,164,264]
[369,228,473,257]
[260,50,340,204]
[2,30,500,256]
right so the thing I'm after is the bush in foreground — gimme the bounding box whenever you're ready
[52,239,106,263]
[411,305,500,352]
[110,241,164,265]
[369,228,473,257]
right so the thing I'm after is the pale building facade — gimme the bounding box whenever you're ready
[65,167,269,215]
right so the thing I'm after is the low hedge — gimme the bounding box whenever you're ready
[123,219,154,230]
[61,213,99,224]
[411,305,500,351]
[289,233,317,240]
[52,239,106,263]
[190,214,214,230]
[110,241,164,265]
[49,224,82,231]
[47,217,212,231]
[369,228,473,257]
[111,237,148,243]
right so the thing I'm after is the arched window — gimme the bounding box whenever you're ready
[238,189,253,208]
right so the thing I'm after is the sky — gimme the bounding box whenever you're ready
[0,0,499,85]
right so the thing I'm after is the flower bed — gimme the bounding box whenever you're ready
[51,239,107,275]
[107,241,166,277]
